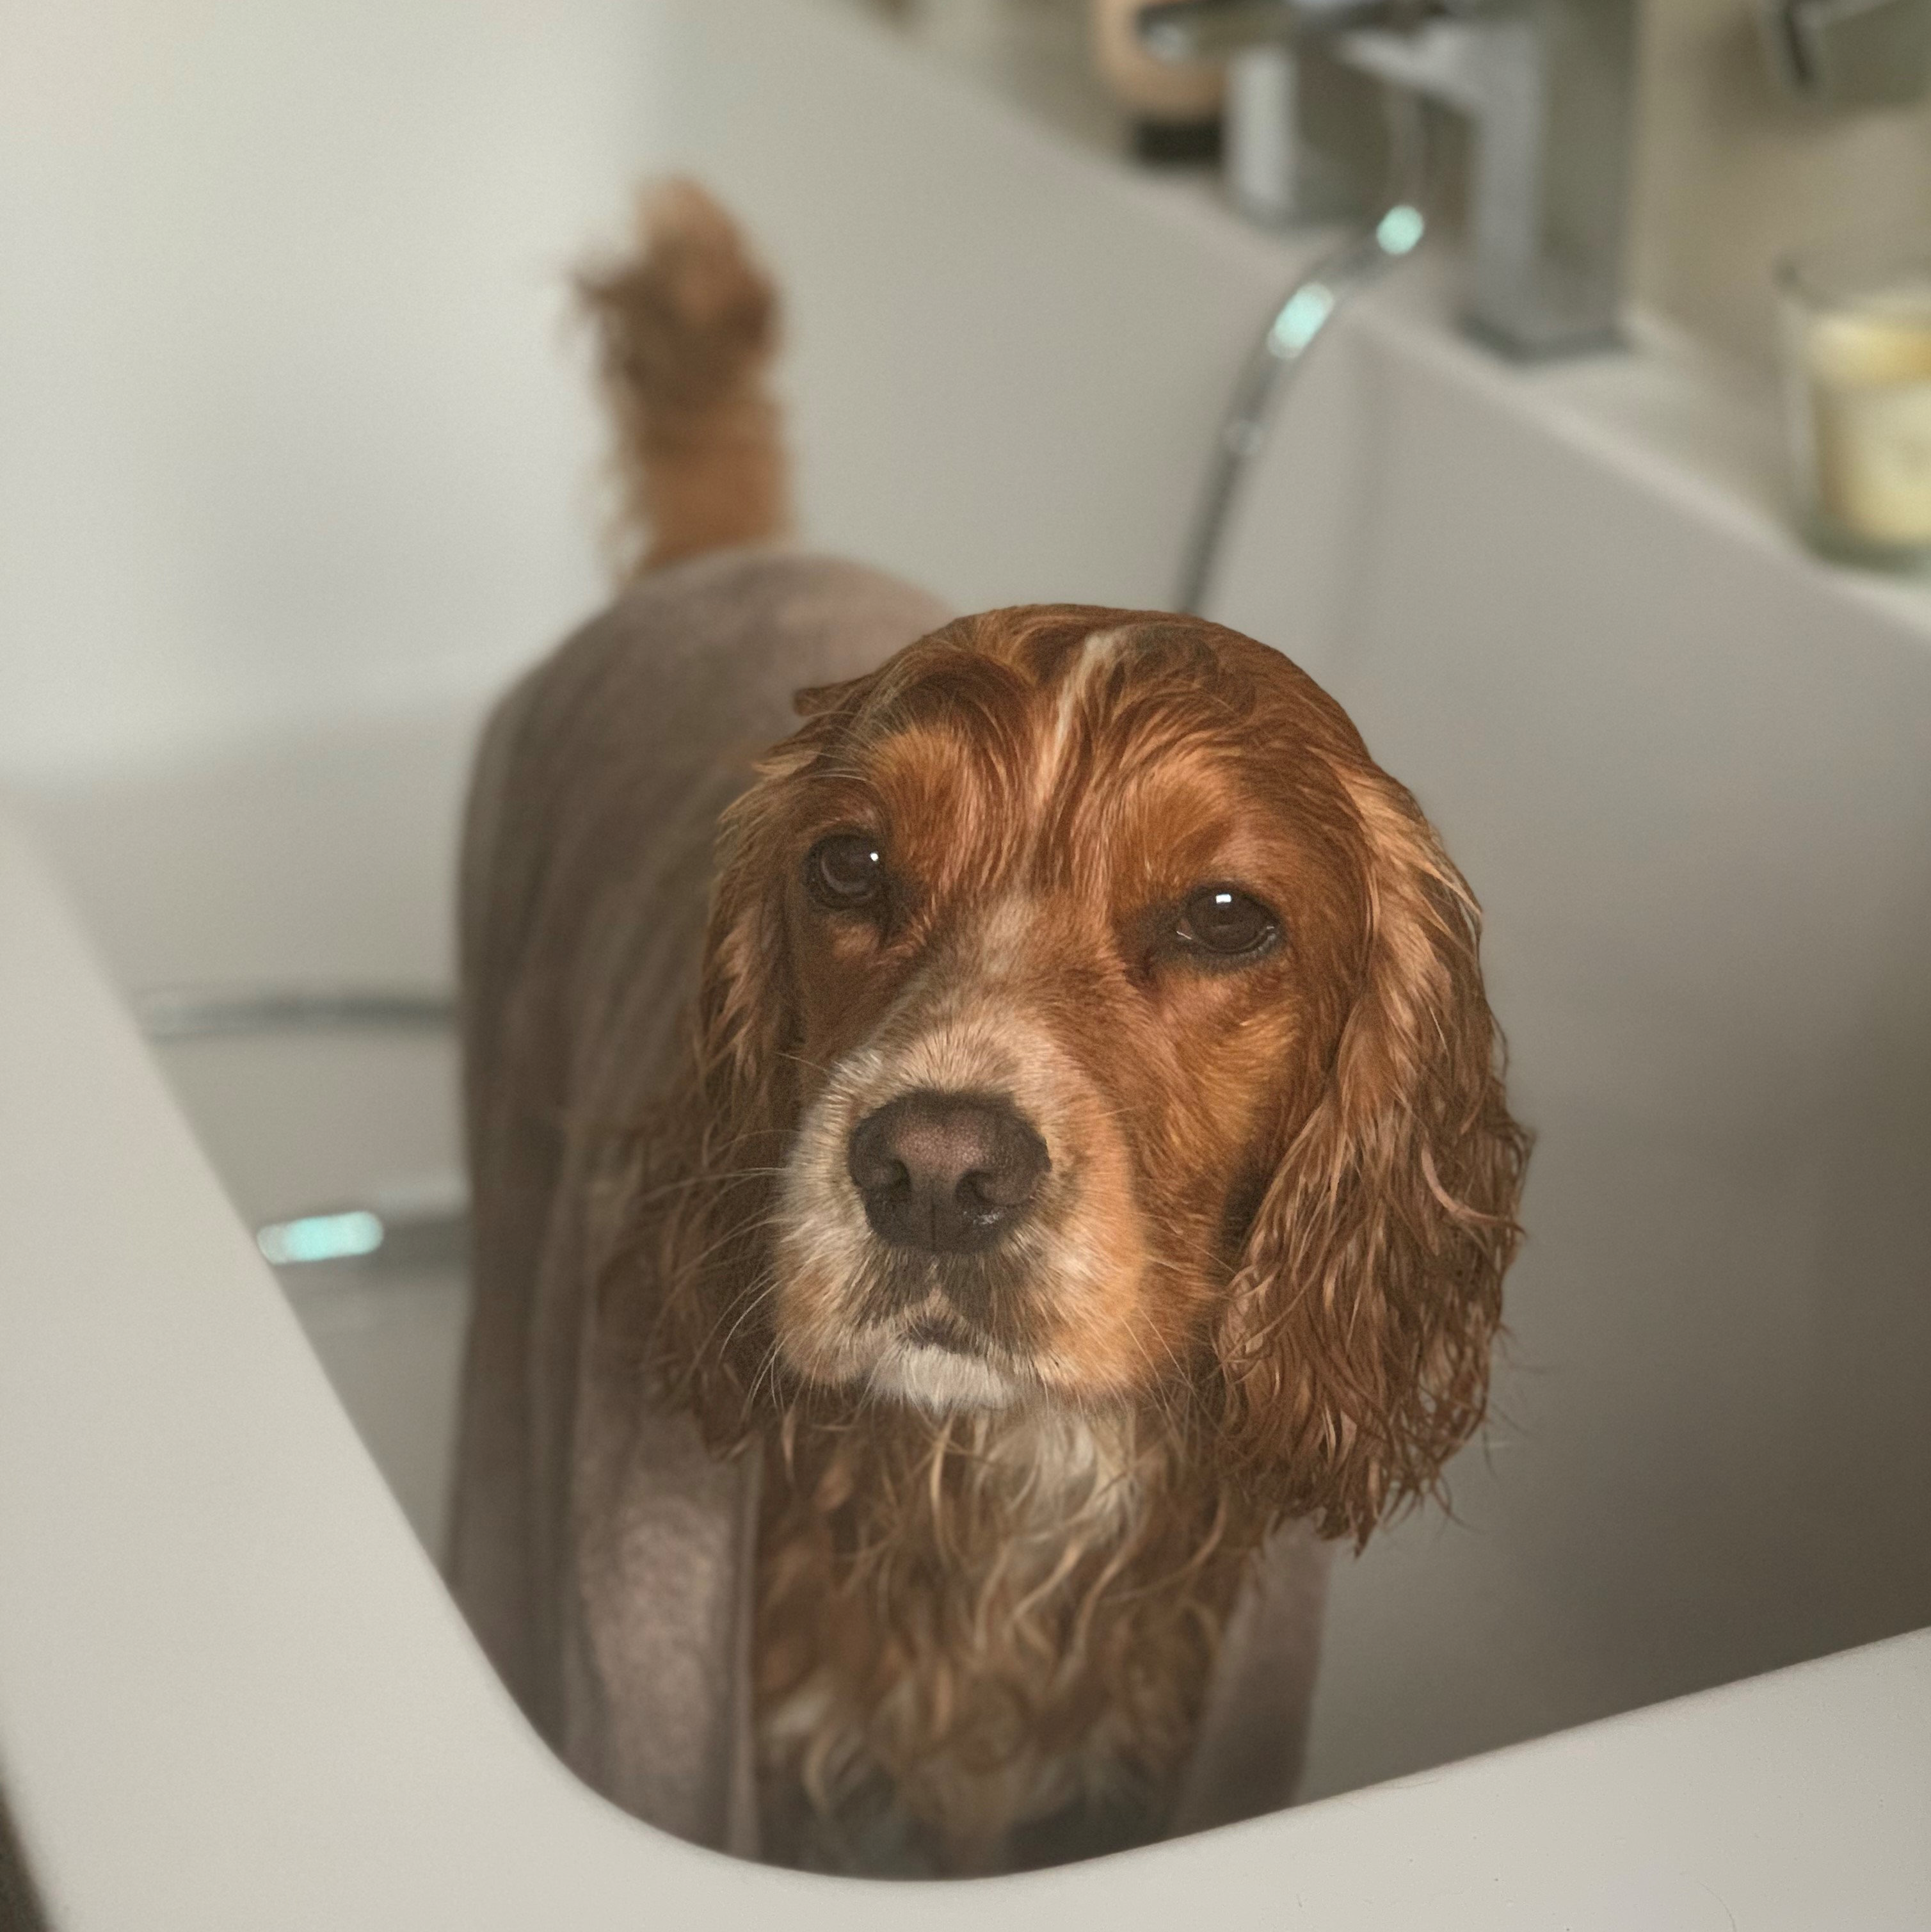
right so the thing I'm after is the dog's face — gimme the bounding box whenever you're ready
[767,622,1365,1413]
[682,608,1525,1534]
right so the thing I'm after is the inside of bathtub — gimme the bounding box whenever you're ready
[26,681,1926,1830]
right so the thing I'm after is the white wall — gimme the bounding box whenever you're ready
[0,0,682,783]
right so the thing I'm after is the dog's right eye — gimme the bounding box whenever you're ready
[804,833,886,910]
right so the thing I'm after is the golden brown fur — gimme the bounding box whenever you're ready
[577,180,790,572]
[584,189,1528,1876]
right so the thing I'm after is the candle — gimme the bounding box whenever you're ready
[1779,232,1931,567]
[1804,307,1931,551]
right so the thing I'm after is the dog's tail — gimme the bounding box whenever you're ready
[577,179,789,576]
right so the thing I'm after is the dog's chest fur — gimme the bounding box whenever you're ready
[750,1406,1240,1876]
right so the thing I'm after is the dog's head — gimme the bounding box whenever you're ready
[659,606,1526,1539]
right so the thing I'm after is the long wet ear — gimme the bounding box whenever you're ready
[694,778,797,1145]
[645,681,877,1423]
[1216,761,1529,1543]
[692,683,871,1148]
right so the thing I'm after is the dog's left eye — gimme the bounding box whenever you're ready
[1177,886,1278,957]
[805,833,886,910]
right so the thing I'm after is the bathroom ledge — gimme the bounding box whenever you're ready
[1368,268,1931,650]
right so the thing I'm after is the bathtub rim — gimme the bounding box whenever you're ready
[0,802,1925,1929]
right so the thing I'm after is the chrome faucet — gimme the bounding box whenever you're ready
[1139,0,1636,358]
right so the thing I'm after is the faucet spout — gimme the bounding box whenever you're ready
[1341,0,1634,355]
[1139,0,1635,358]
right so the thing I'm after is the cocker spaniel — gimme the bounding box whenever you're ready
[449,182,1528,1881]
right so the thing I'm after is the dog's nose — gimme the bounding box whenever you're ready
[847,1091,1048,1254]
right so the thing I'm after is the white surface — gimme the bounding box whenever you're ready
[3,0,1930,1922]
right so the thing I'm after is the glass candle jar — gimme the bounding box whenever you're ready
[1779,230,1931,569]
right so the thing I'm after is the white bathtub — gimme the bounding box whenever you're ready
[2,0,1928,1924]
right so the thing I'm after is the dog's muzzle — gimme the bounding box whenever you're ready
[846,1090,1048,1254]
